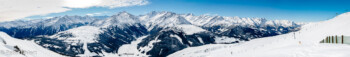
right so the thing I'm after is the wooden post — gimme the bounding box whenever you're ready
[336,35,338,44]
[342,35,344,44]
[327,36,329,43]
[328,36,332,43]
[332,36,334,43]
[328,36,330,43]
[326,37,328,43]
[324,37,326,43]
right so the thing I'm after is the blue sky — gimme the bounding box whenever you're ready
[27,0,350,22]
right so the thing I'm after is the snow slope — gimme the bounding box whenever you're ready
[175,25,207,35]
[50,26,102,44]
[0,32,65,57]
[49,26,102,56]
[169,12,350,57]
[117,36,149,57]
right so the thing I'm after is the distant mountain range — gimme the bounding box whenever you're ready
[0,11,302,57]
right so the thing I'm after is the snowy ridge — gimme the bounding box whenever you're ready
[93,11,140,28]
[140,11,192,28]
[0,11,300,29]
[169,12,350,57]
[0,11,300,30]
[138,11,300,33]
[265,20,299,27]
[0,19,43,28]
[184,15,299,28]
[43,15,96,27]
[0,15,97,29]
[179,13,299,28]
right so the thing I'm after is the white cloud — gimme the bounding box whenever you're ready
[44,17,54,19]
[63,0,102,8]
[203,13,219,16]
[86,12,104,16]
[98,0,149,8]
[86,14,95,16]
[0,0,148,22]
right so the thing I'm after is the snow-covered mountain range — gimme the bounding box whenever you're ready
[0,11,302,57]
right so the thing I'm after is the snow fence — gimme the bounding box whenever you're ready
[320,35,350,44]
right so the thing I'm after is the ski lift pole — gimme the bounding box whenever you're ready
[293,32,296,39]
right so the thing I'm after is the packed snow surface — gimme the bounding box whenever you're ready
[169,12,350,57]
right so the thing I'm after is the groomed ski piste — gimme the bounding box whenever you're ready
[169,12,350,57]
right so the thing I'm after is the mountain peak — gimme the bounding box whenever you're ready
[185,13,194,16]
[161,11,176,16]
[140,11,192,28]
[146,11,176,16]
[95,11,139,28]
[110,11,137,21]
[114,11,133,17]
